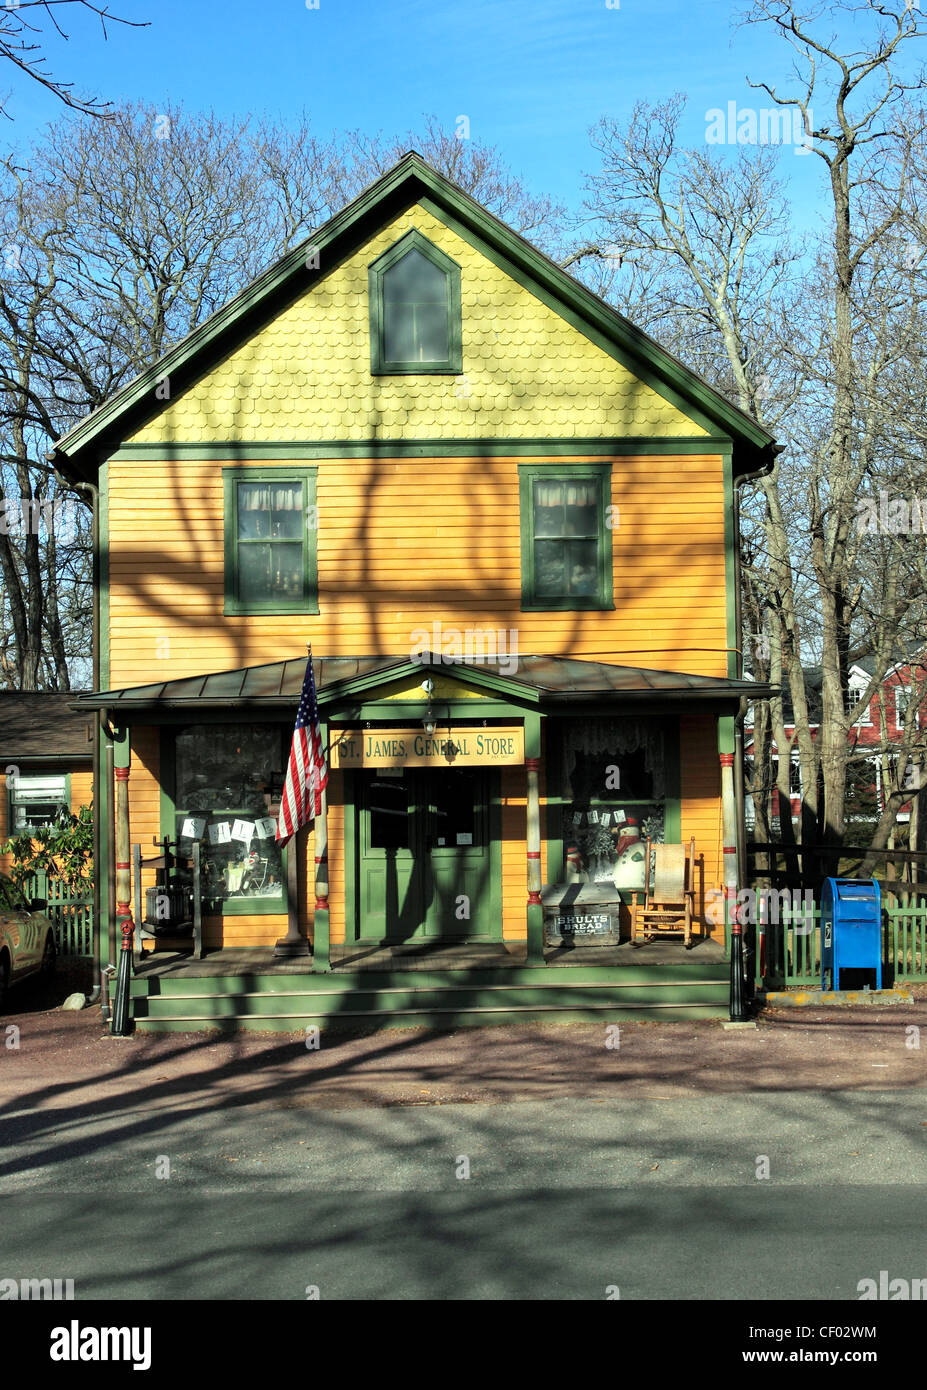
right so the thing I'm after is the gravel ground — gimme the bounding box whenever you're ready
[2,964,925,1114]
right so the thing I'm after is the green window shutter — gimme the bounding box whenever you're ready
[223,466,319,616]
[369,229,462,375]
[518,462,613,611]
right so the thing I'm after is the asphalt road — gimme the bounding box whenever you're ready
[3,1090,927,1300]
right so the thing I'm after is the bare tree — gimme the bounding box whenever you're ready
[0,103,565,688]
[584,3,927,859]
[0,1,147,116]
[336,114,567,251]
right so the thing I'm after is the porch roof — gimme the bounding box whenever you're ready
[72,655,774,714]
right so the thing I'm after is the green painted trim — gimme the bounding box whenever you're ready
[488,773,503,941]
[99,461,110,690]
[93,695,748,725]
[544,720,564,885]
[222,465,318,616]
[524,711,542,761]
[343,772,357,942]
[518,462,613,611]
[157,727,175,860]
[108,438,736,461]
[159,724,287,917]
[318,659,542,706]
[312,905,330,971]
[722,447,738,680]
[312,719,331,971]
[113,727,130,769]
[98,720,111,971]
[368,228,462,375]
[53,153,774,474]
[717,715,735,756]
[664,720,682,844]
[328,704,535,727]
[527,904,544,963]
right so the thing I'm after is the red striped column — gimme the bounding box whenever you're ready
[114,763,133,951]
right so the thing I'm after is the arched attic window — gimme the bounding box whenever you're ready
[369,230,462,374]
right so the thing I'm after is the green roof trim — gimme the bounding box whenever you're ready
[52,151,777,481]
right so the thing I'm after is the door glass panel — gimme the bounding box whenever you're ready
[433,772,477,847]
[369,777,410,849]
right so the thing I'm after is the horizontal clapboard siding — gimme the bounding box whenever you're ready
[680,714,723,935]
[106,454,727,686]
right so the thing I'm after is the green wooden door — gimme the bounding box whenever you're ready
[356,768,497,941]
[357,771,423,941]
[423,768,491,938]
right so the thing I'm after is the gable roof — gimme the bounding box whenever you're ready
[0,692,94,761]
[51,151,777,483]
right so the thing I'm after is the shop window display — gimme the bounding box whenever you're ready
[174,724,285,911]
[561,719,667,891]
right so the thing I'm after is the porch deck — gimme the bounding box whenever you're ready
[135,936,726,978]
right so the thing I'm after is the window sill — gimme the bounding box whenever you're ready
[204,896,287,917]
[371,363,462,375]
[224,599,320,616]
[521,599,615,612]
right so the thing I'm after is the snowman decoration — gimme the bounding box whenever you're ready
[611,813,647,892]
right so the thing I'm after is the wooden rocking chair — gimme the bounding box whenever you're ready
[631,836,696,948]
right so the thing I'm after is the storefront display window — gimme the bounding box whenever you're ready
[561,718,668,890]
[173,724,285,912]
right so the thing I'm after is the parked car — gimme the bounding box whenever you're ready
[0,874,56,1009]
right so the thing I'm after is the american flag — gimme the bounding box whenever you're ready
[276,653,328,844]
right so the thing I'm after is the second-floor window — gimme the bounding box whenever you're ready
[896,685,916,730]
[223,467,318,616]
[845,682,871,723]
[518,464,613,610]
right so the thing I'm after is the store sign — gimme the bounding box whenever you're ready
[330,725,525,769]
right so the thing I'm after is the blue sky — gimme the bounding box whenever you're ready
[1,0,907,236]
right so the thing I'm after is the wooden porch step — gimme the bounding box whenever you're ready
[131,970,729,1030]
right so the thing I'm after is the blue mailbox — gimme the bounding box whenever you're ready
[821,878,882,991]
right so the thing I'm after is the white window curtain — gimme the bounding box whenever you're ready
[238,483,302,511]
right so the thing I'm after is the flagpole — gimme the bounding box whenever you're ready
[273,645,320,959]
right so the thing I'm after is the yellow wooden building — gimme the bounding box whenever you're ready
[52,153,776,1029]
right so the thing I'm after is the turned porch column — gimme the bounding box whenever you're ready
[111,726,134,1035]
[720,714,746,1020]
[113,728,132,951]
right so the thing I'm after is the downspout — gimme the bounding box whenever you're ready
[733,444,783,892]
[730,444,782,1013]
